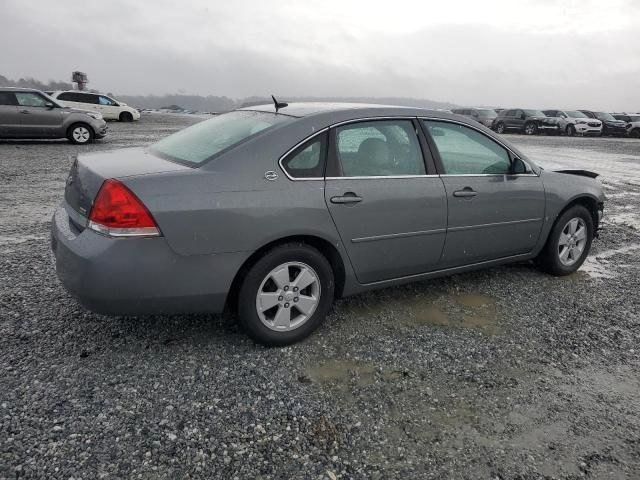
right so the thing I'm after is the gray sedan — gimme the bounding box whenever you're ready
[51,103,605,345]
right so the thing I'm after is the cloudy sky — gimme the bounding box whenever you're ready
[3,0,639,109]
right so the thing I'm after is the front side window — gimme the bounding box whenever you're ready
[423,121,511,175]
[334,120,425,177]
[99,96,116,106]
[595,112,616,121]
[281,133,326,178]
[150,110,290,166]
[15,92,48,107]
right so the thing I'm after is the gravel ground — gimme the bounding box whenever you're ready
[1,115,639,479]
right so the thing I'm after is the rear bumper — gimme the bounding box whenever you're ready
[51,203,246,315]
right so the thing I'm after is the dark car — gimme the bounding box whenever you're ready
[0,87,108,144]
[579,110,627,136]
[450,108,497,128]
[52,103,605,345]
[492,109,560,135]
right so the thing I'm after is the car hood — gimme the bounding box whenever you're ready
[603,119,626,126]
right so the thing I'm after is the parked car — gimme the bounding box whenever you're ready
[0,87,107,144]
[491,109,560,135]
[451,107,497,128]
[52,103,604,345]
[542,110,603,136]
[612,113,640,138]
[579,110,627,136]
[50,91,140,122]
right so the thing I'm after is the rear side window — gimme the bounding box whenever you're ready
[150,111,290,166]
[423,120,511,175]
[0,92,18,106]
[281,132,326,179]
[333,120,426,177]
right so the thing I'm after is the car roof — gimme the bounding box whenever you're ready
[240,102,441,119]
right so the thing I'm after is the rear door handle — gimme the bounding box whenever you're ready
[19,110,30,114]
[453,188,477,198]
[330,193,363,204]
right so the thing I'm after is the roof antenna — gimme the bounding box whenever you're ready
[271,95,288,113]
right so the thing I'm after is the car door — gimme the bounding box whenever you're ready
[14,92,63,137]
[422,119,545,267]
[324,118,447,284]
[97,95,118,120]
[0,92,21,136]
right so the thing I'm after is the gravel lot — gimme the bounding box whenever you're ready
[1,114,639,479]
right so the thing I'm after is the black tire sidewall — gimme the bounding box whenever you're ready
[120,112,133,122]
[67,123,94,144]
[496,122,505,134]
[567,125,575,136]
[525,122,538,135]
[237,244,335,346]
[539,205,594,276]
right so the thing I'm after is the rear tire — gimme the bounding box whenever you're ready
[237,243,335,346]
[119,112,133,122]
[536,205,594,276]
[67,123,94,144]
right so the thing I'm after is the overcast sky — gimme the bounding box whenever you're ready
[3,0,639,109]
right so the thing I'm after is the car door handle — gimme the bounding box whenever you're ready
[330,193,363,204]
[453,188,477,198]
[19,110,31,114]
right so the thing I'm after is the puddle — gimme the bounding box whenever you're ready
[455,293,496,308]
[581,244,640,279]
[306,359,377,387]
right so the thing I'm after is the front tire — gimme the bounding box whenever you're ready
[629,128,640,139]
[67,123,94,144]
[537,205,594,276]
[237,243,335,346]
[495,122,506,134]
[119,112,133,122]
[524,122,538,135]
[566,125,576,137]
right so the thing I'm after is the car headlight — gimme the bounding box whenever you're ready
[86,112,103,120]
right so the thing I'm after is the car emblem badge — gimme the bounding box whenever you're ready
[264,171,278,181]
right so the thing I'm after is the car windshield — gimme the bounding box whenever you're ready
[524,110,546,117]
[566,111,588,118]
[477,109,497,118]
[149,111,290,165]
[595,112,616,121]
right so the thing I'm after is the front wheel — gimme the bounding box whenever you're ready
[495,122,506,134]
[629,128,640,139]
[67,123,94,144]
[566,125,576,137]
[524,122,538,135]
[119,112,133,122]
[237,243,335,346]
[537,205,594,276]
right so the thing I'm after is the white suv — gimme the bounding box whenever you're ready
[542,110,602,136]
[50,91,140,122]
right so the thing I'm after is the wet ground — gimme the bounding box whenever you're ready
[1,115,639,479]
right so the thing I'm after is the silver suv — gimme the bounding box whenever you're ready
[0,87,107,144]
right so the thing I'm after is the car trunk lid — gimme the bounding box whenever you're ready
[64,147,191,222]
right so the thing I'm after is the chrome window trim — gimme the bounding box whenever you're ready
[326,174,439,180]
[277,127,328,181]
[419,117,540,177]
[278,115,540,181]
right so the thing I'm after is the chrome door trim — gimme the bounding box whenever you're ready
[352,228,447,244]
[447,218,542,233]
[326,174,440,180]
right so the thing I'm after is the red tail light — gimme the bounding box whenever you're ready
[87,179,160,237]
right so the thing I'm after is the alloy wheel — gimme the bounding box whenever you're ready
[72,126,91,143]
[557,217,587,266]
[255,262,321,331]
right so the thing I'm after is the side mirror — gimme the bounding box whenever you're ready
[45,102,55,109]
[510,157,528,174]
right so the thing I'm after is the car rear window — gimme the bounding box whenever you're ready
[149,111,290,166]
